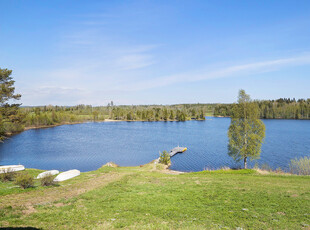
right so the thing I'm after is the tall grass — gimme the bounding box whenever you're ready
[0,168,16,182]
[289,156,310,175]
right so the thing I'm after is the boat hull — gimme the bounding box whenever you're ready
[0,165,25,173]
[53,169,80,182]
[37,170,60,179]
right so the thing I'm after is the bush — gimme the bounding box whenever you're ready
[0,168,16,182]
[289,156,310,175]
[3,122,24,134]
[15,173,34,189]
[261,163,272,172]
[40,174,57,186]
[275,167,283,173]
[253,162,259,170]
[159,150,171,165]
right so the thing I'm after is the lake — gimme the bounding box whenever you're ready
[0,117,309,172]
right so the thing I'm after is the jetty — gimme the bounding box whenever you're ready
[169,147,187,157]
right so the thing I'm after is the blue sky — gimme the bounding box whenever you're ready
[1,0,310,106]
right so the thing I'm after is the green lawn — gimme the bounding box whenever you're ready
[0,165,309,229]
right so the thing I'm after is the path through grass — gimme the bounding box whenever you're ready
[0,165,309,229]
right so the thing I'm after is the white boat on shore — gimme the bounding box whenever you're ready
[0,165,25,173]
[37,170,59,179]
[53,169,80,182]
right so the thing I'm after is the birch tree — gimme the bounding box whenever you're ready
[228,90,265,169]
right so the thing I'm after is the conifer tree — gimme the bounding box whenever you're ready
[0,68,22,140]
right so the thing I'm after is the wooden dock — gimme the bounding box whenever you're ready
[169,147,187,157]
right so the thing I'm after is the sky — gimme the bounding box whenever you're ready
[1,0,310,106]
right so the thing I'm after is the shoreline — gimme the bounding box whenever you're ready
[4,118,206,139]
[6,115,212,136]
[213,115,310,120]
[18,118,207,133]
[5,119,120,137]
[23,119,121,131]
[2,162,296,176]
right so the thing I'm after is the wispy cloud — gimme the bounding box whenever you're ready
[21,86,87,105]
[119,54,310,91]
[19,53,310,105]
[21,85,129,106]
[115,54,154,70]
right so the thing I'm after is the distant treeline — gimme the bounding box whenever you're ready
[3,104,212,135]
[22,105,105,127]
[109,104,207,121]
[214,98,310,119]
[3,98,310,136]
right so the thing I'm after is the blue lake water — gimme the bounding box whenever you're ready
[0,117,309,172]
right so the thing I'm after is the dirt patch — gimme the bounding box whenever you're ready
[102,162,119,168]
[151,161,184,175]
[291,194,299,197]
[103,119,122,122]
[255,169,270,175]
[22,205,36,215]
[0,172,129,209]
[255,169,292,176]
[162,169,184,175]
[54,202,66,207]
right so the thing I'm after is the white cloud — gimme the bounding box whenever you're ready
[119,54,310,91]
[18,53,310,105]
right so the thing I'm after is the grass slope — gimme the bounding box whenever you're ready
[0,164,309,229]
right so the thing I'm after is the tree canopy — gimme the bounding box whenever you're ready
[214,97,310,119]
[0,68,22,140]
[228,90,266,169]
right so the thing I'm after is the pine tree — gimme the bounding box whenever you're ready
[0,68,22,140]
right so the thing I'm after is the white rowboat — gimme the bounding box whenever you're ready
[53,169,80,182]
[37,170,59,179]
[0,165,25,173]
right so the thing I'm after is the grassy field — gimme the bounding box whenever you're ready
[0,163,309,229]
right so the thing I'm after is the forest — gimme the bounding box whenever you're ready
[2,104,210,135]
[2,68,310,137]
[3,98,310,137]
[214,98,310,119]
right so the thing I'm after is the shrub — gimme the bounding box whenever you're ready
[15,173,34,189]
[261,163,272,172]
[40,174,57,186]
[159,150,171,165]
[0,168,16,182]
[3,122,24,134]
[275,167,283,173]
[289,156,310,175]
[253,162,259,170]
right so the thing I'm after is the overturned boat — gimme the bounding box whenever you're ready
[53,169,80,182]
[0,165,25,173]
[37,170,60,179]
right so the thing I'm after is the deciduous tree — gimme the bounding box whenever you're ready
[228,90,265,168]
